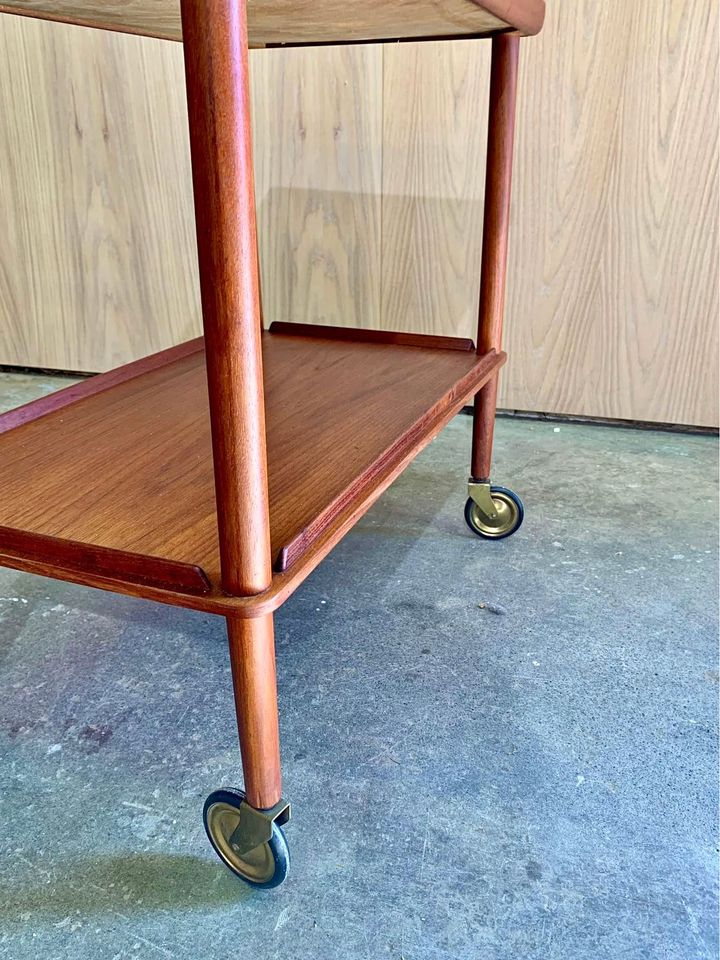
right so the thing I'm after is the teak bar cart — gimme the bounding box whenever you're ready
[0,0,544,888]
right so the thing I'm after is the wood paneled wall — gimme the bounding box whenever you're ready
[252,45,383,329]
[0,15,199,369]
[0,2,717,426]
[504,0,719,426]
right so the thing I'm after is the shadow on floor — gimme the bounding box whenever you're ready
[1,853,250,919]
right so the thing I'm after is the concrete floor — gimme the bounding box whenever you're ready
[0,372,717,960]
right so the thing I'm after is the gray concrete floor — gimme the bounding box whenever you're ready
[0,372,717,960]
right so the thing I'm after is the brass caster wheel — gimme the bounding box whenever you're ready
[465,483,524,540]
[203,788,290,889]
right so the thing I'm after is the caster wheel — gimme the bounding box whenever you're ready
[465,485,524,540]
[203,788,289,889]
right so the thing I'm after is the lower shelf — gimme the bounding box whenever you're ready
[0,323,504,615]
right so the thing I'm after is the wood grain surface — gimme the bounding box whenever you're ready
[381,39,490,339]
[0,0,544,44]
[0,2,716,426]
[252,44,383,330]
[385,1,718,426]
[501,0,719,426]
[181,0,272,597]
[0,15,201,370]
[0,338,203,434]
[0,329,503,611]
[227,613,282,809]
[269,321,475,351]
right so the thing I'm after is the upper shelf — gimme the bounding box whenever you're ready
[0,0,545,45]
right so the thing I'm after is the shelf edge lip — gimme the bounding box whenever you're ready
[268,322,475,352]
[0,525,213,597]
[0,337,205,436]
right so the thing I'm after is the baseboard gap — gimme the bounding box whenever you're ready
[461,406,718,437]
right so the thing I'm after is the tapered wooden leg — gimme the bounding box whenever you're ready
[471,34,520,480]
[181,0,288,886]
[471,376,499,481]
[227,613,282,811]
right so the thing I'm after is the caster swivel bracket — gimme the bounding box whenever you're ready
[228,797,291,857]
[467,480,498,523]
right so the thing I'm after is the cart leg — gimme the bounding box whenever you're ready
[180,0,290,887]
[471,376,499,484]
[226,613,282,812]
[465,34,524,542]
[202,615,291,889]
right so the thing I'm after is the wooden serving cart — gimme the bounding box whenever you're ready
[0,0,544,888]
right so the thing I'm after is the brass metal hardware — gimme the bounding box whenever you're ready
[467,480,498,522]
[227,798,291,857]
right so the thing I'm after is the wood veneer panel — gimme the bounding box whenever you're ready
[0,15,200,372]
[0,330,502,603]
[0,338,203,433]
[0,345,501,617]
[252,44,383,333]
[0,20,381,372]
[380,40,491,339]
[0,0,544,44]
[502,0,719,426]
[382,3,719,427]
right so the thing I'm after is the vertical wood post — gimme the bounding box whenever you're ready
[180,0,271,597]
[471,34,520,481]
[227,613,282,810]
[180,0,281,809]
